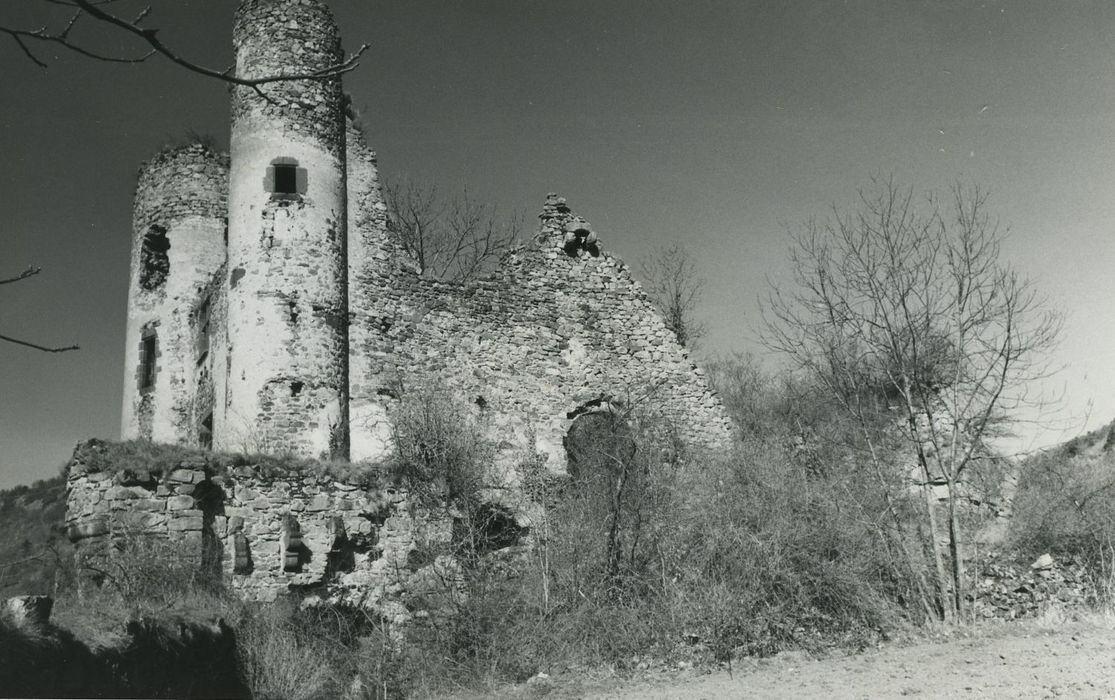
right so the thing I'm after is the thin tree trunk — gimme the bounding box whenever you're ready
[946,479,964,618]
[923,480,953,622]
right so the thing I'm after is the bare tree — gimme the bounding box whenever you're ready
[1,266,79,353]
[2,0,368,94]
[763,178,1061,620]
[383,178,521,283]
[640,243,706,348]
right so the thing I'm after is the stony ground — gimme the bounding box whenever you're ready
[468,613,1115,699]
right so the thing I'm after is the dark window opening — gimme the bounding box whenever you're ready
[139,225,171,290]
[281,514,310,573]
[232,533,253,575]
[265,158,305,199]
[139,332,157,391]
[273,164,297,194]
[195,297,211,364]
[199,413,213,450]
[325,517,357,577]
[290,381,304,397]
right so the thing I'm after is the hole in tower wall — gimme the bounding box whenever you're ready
[290,381,304,397]
[139,225,171,290]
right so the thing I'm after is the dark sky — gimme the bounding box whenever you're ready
[3,1,1115,488]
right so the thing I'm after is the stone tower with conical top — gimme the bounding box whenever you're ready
[222,0,350,458]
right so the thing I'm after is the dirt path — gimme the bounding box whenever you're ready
[482,616,1115,699]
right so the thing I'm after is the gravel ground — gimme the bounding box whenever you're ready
[466,614,1115,699]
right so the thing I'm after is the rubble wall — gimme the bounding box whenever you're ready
[65,442,452,627]
[348,194,734,471]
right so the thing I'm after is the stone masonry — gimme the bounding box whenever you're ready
[65,441,456,627]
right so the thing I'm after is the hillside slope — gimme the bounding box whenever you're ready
[0,475,70,598]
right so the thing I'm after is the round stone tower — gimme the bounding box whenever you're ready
[223,0,350,458]
[122,145,229,444]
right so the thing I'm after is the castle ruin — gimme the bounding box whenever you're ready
[121,0,730,468]
[88,0,733,614]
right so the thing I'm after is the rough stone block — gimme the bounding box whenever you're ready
[106,486,142,501]
[169,468,204,484]
[67,519,110,541]
[169,515,204,531]
[168,495,197,511]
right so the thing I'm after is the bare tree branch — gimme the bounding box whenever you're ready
[383,178,521,282]
[1,265,80,352]
[640,244,706,348]
[0,333,79,353]
[0,266,42,286]
[3,0,369,87]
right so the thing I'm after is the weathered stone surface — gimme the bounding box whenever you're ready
[169,515,204,531]
[168,495,196,511]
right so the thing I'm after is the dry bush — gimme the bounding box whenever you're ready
[232,601,345,700]
[384,376,930,690]
[1011,445,1115,601]
[389,382,490,506]
[663,439,912,658]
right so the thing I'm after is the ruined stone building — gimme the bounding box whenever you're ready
[121,0,730,475]
[92,0,735,615]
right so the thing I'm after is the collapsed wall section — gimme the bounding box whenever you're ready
[65,442,454,627]
[347,194,733,476]
[345,115,414,462]
[121,145,229,445]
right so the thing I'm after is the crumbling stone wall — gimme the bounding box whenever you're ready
[345,115,413,462]
[346,194,734,474]
[971,553,1093,620]
[121,145,229,444]
[65,442,455,627]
